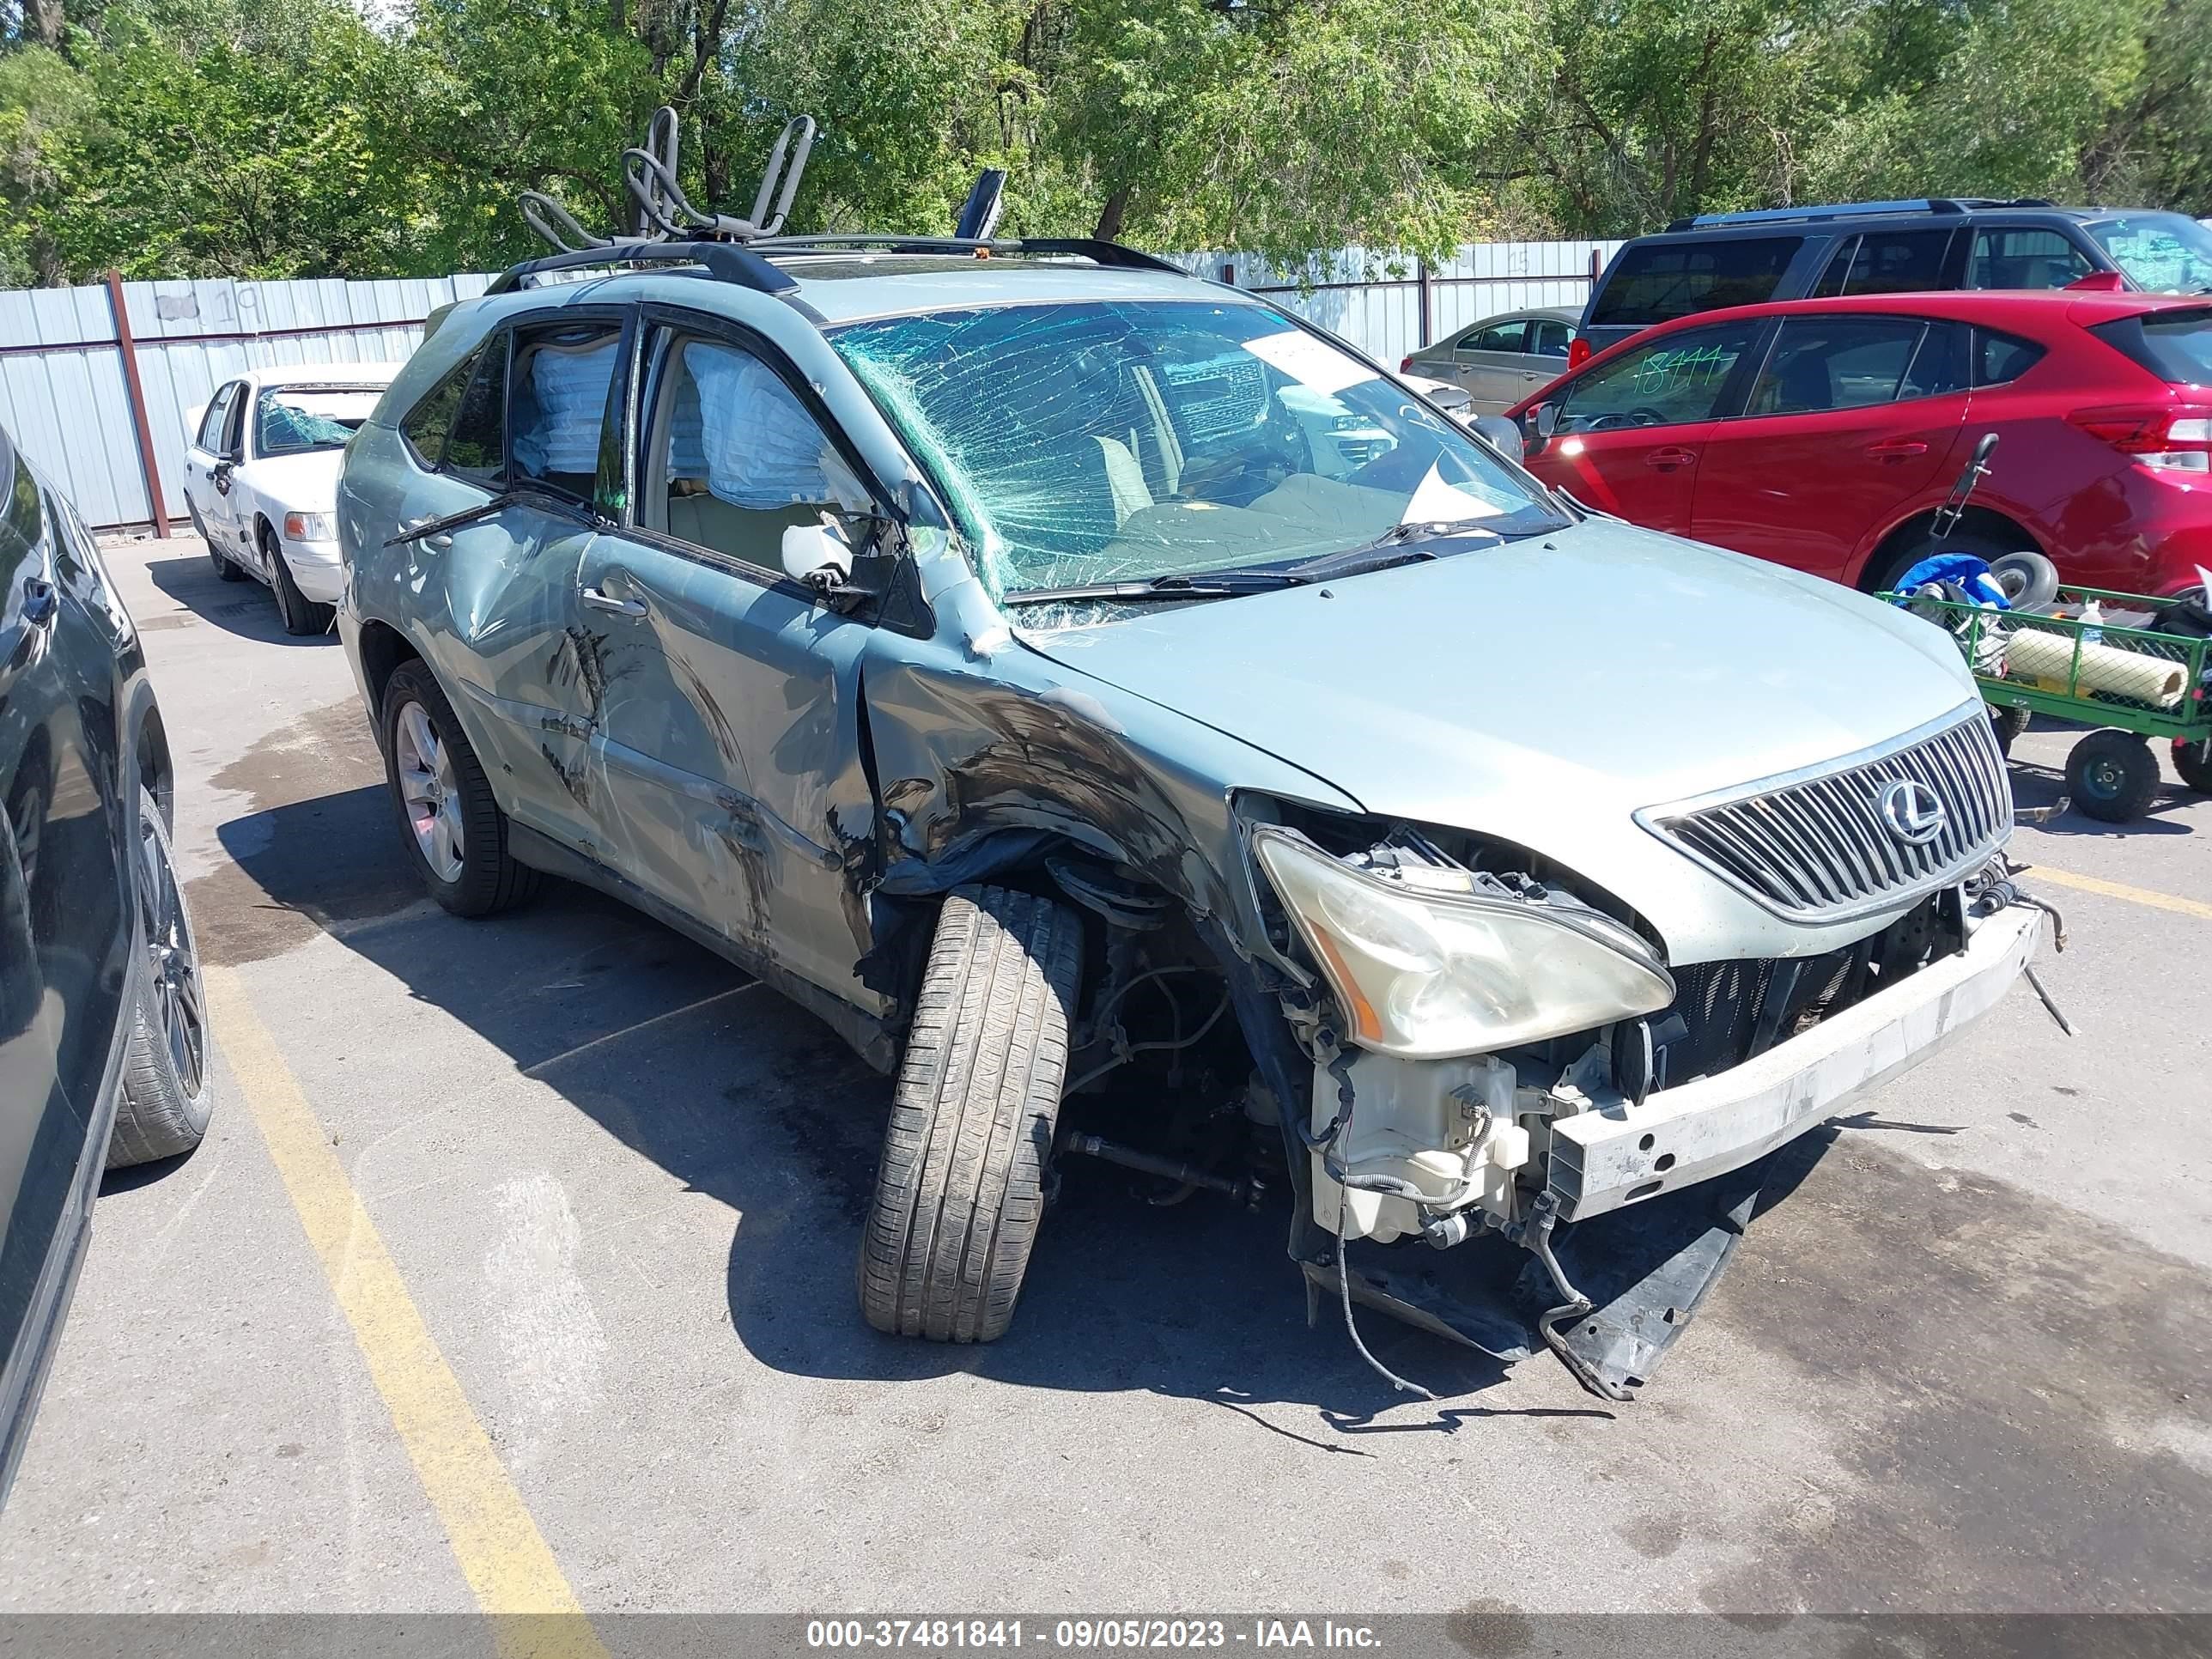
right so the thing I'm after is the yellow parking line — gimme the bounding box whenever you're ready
[2027,864,2212,923]
[204,965,608,1659]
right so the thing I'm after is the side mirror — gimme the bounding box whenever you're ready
[1534,403,1560,441]
[1469,414,1523,466]
[781,514,854,592]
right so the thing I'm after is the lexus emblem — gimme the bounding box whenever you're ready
[1879,779,1947,846]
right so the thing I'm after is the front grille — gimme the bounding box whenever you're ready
[1639,710,2011,923]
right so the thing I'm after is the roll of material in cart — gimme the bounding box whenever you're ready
[2004,626,2188,708]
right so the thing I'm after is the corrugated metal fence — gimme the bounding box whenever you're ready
[0,273,492,532]
[0,240,1620,533]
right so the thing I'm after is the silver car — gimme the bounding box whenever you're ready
[1402,307,1580,414]
[335,234,2045,1399]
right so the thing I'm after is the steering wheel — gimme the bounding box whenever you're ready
[1583,407,1668,432]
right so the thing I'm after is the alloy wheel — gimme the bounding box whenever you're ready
[137,801,207,1100]
[394,700,465,883]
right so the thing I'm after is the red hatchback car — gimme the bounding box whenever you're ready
[1505,290,2212,596]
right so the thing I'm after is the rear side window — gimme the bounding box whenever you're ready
[2089,307,2212,386]
[1967,229,2094,290]
[1462,320,1529,354]
[1747,317,1929,415]
[1532,319,1573,358]
[402,345,481,469]
[444,334,509,483]
[1553,318,1765,433]
[1814,230,1955,297]
[1589,238,1802,328]
[1975,329,2047,386]
[511,324,623,502]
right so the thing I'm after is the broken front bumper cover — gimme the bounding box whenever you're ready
[1548,899,2041,1220]
[1306,897,2043,1397]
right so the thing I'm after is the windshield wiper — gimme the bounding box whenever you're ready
[1000,568,1307,608]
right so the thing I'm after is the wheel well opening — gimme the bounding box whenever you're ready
[136,702,174,831]
[1859,508,2043,592]
[356,620,421,718]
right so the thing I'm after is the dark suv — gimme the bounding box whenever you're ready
[2,424,212,1508]
[1580,198,2212,357]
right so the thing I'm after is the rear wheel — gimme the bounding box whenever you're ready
[2172,738,2212,795]
[378,661,540,916]
[2066,728,2160,823]
[108,787,215,1167]
[207,522,244,582]
[859,886,1083,1344]
[264,526,333,635]
[1866,527,2025,595]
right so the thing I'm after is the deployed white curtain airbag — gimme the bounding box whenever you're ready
[680,342,836,507]
[516,337,618,476]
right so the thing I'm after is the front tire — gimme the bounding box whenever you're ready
[860,886,1082,1344]
[108,787,215,1167]
[264,526,333,635]
[2066,728,2160,823]
[2172,738,2212,795]
[378,661,540,916]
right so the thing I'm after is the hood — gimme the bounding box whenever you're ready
[1018,519,1983,960]
[246,450,344,514]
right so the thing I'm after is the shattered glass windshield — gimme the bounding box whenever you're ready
[829,300,1562,600]
[254,386,383,457]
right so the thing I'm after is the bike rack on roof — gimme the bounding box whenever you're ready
[494,110,1194,295]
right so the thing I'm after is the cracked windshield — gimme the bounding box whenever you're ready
[830,300,1560,605]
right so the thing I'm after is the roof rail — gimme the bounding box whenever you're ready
[1662,197,2064,233]
[745,232,1190,276]
[484,240,799,297]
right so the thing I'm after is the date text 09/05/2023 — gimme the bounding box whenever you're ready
[805,1620,1384,1650]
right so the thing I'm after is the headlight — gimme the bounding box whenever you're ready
[283,510,337,541]
[1252,826,1674,1059]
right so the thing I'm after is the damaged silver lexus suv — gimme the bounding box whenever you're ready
[337,231,2048,1398]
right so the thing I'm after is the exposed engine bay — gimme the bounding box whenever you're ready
[1044,812,2054,1402]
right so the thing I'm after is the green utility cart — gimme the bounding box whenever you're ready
[1881,583,2212,823]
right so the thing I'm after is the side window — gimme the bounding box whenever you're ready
[1813,238,1860,299]
[444,334,509,484]
[1463,320,1529,355]
[1975,328,2047,386]
[401,345,481,469]
[1899,320,1970,399]
[1746,317,1929,416]
[1822,230,1955,296]
[197,384,236,450]
[1531,320,1573,358]
[219,387,248,459]
[646,334,870,574]
[1553,319,1763,434]
[1588,237,1802,328]
[511,323,623,502]
[1967,229,2094,290]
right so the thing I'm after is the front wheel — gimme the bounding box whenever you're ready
[108,787,215,1167]
[264,526,334,635]
[2066,728,2160,823]
[859,886,1083,1344]
[378,662,541,916]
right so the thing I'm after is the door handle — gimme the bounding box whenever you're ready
[1644,446,1697,471]
[1868,440,1929,460]
[581,586,646,617]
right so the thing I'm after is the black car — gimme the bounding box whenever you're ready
[1,423,212,1507]
[1580,198,2212,356]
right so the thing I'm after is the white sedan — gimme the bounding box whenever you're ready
[180,363,401,634]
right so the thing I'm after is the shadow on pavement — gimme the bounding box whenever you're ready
[145,549,331,647]
[2005,717,2197,836]
[207,747,1820,1425]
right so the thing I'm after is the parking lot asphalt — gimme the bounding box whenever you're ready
[3,533,2209,1620]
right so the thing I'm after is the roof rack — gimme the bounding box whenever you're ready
[489,112,1194,295]
[484,240,799,297]
[1663,197,2059,233]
